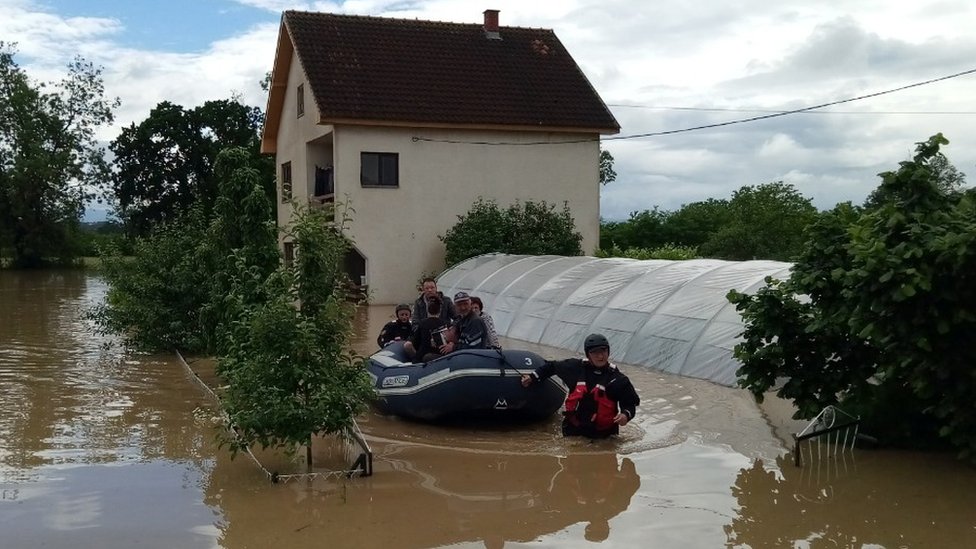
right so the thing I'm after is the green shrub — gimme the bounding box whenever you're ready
[729,134,976,461]
[92,209,212,352]
[595,243,700,260]
[440,198,583,266]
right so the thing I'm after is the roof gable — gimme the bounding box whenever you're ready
[263,10,619,150]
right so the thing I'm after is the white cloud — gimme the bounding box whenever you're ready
[233,0,313,11]
[5,0,975,221]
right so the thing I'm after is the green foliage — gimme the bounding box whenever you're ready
[96,147,372,463]
[600,183,816,262]
[728,276,878,420]
[599,147,616,186]
[75,221,134,258]
[864,151,966,208]
[595,243,700,260]
[110,98,273,236]
[217,203,373,462]
[664,198,732,248]
[93,147,277,354]
[700,182,818,261]
[729,134,976,460]
[600,208,668,251]
[197,148,280,354]
[440,199,583,266]
[0,43,118,268]
[93,209,211,351]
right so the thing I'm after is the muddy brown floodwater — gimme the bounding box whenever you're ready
[1,270,975,548]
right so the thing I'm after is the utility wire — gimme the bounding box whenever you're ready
[607,104,976,115]
[411,67,976,146]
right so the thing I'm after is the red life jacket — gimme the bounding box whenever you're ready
[564,377,618,432]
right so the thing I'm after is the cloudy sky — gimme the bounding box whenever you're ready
[3,0,974,221]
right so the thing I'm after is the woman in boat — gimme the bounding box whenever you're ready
[470,296,501,349]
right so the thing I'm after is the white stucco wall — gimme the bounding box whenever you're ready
[274,49,334,238]
[273,49,603,305]
[333,125,601,304]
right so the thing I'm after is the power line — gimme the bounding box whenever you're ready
[411,67,976,146]
[607,104,976,115]
[607,66,976,141]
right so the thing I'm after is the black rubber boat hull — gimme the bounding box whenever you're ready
[368,342,567,422]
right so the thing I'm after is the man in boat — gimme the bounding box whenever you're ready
[520,333,640,438]
[438,291,489,354]
[404,296,450,362]
[376,303,414,348]
[412,277,456,325]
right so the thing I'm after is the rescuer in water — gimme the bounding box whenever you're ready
[521,333,640,438]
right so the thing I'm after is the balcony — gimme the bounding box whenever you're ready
[310,164,334,207]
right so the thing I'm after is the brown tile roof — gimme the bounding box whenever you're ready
[282,11,619,133]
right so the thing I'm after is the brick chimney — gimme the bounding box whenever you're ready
[483,9,501,39]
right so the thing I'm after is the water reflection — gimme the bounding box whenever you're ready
[2,460,217,549]
[726,451,976,548]
[0,271,217,472]
[204,444,640,549]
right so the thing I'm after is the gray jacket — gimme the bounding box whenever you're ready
[412,292,457,324]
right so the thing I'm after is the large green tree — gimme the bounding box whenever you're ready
[94,147,278,354]
[661,198,731,248]
[0,44,117,267]
[700,182,818,261]
[96,147,372,466]
[606,201,733,251]
[110,99,273,236]
[865,151,966,208]
[729,134,976,460]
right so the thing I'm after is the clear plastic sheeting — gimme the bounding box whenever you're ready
[438,254,792,387]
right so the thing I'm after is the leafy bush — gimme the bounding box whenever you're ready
[595,243,700,260]
[95,148,374,464]
[700,182,817,261]
[440,198,583,266]
[93,147,277,354]
[728,134,976,460]
[92,208,212,351]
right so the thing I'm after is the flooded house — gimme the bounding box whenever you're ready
[260,9,619,304]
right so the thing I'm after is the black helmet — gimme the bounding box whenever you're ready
[584,333,610,353]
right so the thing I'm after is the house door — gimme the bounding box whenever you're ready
[344,247,367,292]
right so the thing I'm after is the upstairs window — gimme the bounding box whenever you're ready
[280,161,292,202]
[360,152,399,187]
[297,84,304,118]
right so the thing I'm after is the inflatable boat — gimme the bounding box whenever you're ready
[367,341,567,422]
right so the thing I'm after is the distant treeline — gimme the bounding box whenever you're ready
[599,155,968,262]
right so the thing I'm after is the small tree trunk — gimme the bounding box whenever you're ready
[306,436,313,472]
